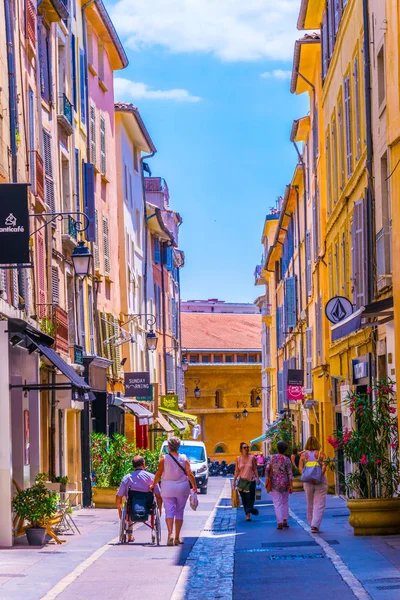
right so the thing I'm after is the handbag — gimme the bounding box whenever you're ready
[300,451,323,484]
[265,456,273,493]
[189,489,199,511]
[231,486,241,508]
[168,453,193,490]
[237,478,252,493]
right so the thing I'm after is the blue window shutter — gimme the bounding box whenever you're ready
[278,371,284,412]
[79,49,86,124]
[285,276,297,328]
[83,162,95,241]
[71,34,77,108]
[306,230,312,296]
[154,237,161,264]
[167,247,173,271]
[75,149,80,212]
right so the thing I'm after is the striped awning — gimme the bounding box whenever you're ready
[160,407,198,425]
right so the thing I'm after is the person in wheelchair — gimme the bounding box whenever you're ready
[116,455,162,542]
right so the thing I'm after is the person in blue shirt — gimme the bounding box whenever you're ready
[116,455,162,542]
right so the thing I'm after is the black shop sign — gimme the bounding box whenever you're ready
[0,184,30,265]
[124,372,151,397]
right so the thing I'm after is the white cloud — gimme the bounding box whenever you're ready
[109,0,300,62]
[114,78,201,102]
[260,69,292,80]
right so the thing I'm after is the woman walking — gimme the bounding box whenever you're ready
[150,436,197,546]
[299,436,327,533]
[291,447,301,469]
[266,441,293,529]
[234,442,260,521]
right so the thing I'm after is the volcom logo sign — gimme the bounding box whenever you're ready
[325,296,353,324]
[0,213,25,233]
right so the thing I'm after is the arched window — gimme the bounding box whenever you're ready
[214,443,228,454]
[215,389,223,409]
[251,443,261,452]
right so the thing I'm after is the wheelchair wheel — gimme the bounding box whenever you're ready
[119,505,127,544]
[155,505,161,546]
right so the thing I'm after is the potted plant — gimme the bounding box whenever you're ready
[12,479,58,545]
[326,379,400,535]
[54,476,70,493]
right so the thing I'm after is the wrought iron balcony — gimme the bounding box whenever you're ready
[57,94,74,135]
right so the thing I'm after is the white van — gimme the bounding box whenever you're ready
[160,440,208,494]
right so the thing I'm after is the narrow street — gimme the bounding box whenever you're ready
[1,479,400,600]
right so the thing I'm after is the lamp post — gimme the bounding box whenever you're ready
[181,356,188,372]
[123,313,159,352]
[237,401,248,418]
[71,241,93,277]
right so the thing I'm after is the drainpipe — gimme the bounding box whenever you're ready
[362,0,375,304]
[160,242,168,392]
[4,0,17,182]
[293,186,303,316]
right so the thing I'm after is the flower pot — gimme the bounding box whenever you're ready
[347,497,400,536]
[92,486,118,508]
[60,484,67,493]
[292,477,303,492]
[26,527,47,546]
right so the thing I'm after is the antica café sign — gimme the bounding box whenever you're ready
[0,184,30,265]
[124,372,150,398]
[286,369,304,401]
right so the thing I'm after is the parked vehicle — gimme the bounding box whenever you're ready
[160,440,209,494]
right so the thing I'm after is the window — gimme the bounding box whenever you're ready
[215,390,223,409]
[39,22,52,104]
[338,100,345,189]
[305,231,312,297]
[312,190,319,258]
[87,25,93,66]
[201,355,210,363]
[98,43,105,82]
[248,354,257,363]
[78,280,86,352]
[332,118,338,202]
[103,215,110,276]
[67,275,76,345]
[377,153,391,277]
[214,443,227,454]
[90,104,96,166]
[353,56,361,160]
[237,354,246,363]
[377,44,386,108]
[94,210,100,270]
[328,0,334,59]
[71,34,77,109]
[326,131,331,215]
[341,232,347,296]
[265,326,271,367]
[155,284,162,329]
[136,210,141,248]
[154,237,161,264]
[79,49,86,124]
[344,76,353,177]
[43,129,55,212]
[285,276,297,328]
[100,116,106,176]
[306,327,313,392]
[352,199,367,308]
[334,0,342,35]
[88,286,95,355]
[315,299,323,364]
[133,145,139,172]
[213,354,222,363]
[166,353,175,393]
[189,354,198,363]
[312,105,319,169]
[28,88,35,193]
[225,355,233,363]
[129,173,133,208]
[335,242,340,294]
[50,266,59,304]
[276,305,283,348]
[278,371,284,412]
[321,10,328,81]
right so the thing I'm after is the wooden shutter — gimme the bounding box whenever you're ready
[326,131,331,214]
[28,88,35,193]
[312,192,318,259]
[313,105,319,168]
[75,149,80,212]
[278,371,284,412]
[43,129,55,212]
[315,297,323,364]
[332,119,338,202]
[352,199,366,308]
[334,0,341,34]
[22,269,31,316]
[103,215,110,276]
[306,327,313,391]
[79,49,86,124]
[265,326,271,367]
[276,305,282,349]
[344,76,353,176]
[94,210,100,270]
[321,10,328,81]
[100,116,106,176]
[51,266,59,304]
[283,359,289,405]
[285,277,297,328]
[90,105,96,166]
[353,56,361,160]
[71,34,77,108]
[154,237,161,264]
[305,230,312,297]
[328,0,335,58]
[166,353,175,393]
[36,231,46,316]
[338,101,345,188]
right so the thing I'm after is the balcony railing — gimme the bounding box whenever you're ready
[63,215,78,239]
[37,304,69,355]
[25,0,36,47]
[57,94,73,135]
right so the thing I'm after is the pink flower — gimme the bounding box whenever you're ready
[375,459,382,465]
[360,454,368,465]
[367,387,372,395]
[391,442,398,449]
[388,406,396,414]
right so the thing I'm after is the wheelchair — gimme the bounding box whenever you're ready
[119,490,161,546]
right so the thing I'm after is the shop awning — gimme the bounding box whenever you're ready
[124,401,154,426]
[166,414,187,432]
[160,407,198,425]
[250,415,285,445]
[155,412,174,434]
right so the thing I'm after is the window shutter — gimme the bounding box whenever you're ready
[278,371,284,412]
[352,199,366,308]
[326,132,331,214]
[90,105,96,166]
[71,34,77,108]
[276,305,282,349]
[75,149,80,212]
[283,359,289,405]
[12,270,19,308]
[332,119,338,202]
[328,0,335,58]
[36,231,46,316]
[315,297,323,364]
[312,193,318,259]
[322,10,328,81]
[166,353,175,393]
[313,105,319,168]
[306,230,312,296]
[51,266,59,304]
[79,282,86,353]
[43,129,55,212]
[154,237,161,264]
[103,215,110,276]
[94,210,100,270]
[338,102,345,188]
[84,162,95,242]
[306,327,313,392]
[113,315,121,373]
[285,276,297,328]
[100,116,106,176]
[22,269,31,316]
[79,49,86,124]
[353,56,361,160]
[28,88,35,193]
[334,0,342,34]
[265,326,271,367]
[344,76,353,176]
[166,246,173,271]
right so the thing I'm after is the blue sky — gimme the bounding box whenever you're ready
[105,0,309,303]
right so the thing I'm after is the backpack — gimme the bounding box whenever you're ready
[300,451,323,484]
